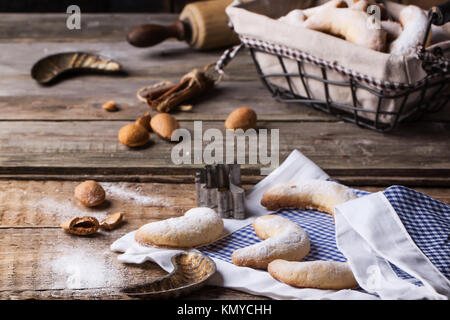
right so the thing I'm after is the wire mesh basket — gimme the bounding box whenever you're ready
[248,45,449,132]
[217,1,450,132]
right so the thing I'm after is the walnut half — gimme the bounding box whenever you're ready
[61,216,100,236]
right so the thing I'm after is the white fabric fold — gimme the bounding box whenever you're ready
[335,192,450,300]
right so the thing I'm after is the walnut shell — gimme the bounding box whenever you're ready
[150,113,180,140]
[225,107,257,131]
[74,180,106,207]
[118,123,150,147]
[61,216,100,236]
[135,112,152,132]
[102,100,118,112]
[100,212,124,230]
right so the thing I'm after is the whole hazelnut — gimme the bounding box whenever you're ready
[74,180,105,207]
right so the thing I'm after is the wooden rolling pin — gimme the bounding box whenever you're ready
[127,0,240,50]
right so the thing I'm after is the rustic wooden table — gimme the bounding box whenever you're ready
[0,14,449,300]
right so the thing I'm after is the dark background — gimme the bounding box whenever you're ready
[0,1,442,12]
[0,0,202,13]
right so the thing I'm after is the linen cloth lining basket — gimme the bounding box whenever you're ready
[218,0,450,131]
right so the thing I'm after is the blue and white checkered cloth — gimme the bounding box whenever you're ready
[384,186,450,281]
[200,186,449,286]
[200,209,347,264]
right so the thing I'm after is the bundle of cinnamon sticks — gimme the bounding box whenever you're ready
[144,67,215,113]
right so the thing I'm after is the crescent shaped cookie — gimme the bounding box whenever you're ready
[303,8,387,52]
[268,260,358,290]
[260,180,357,215]
[135,207,224,248]
[279,1,346,27]
[389,5,430,56]
[232,215,310,269]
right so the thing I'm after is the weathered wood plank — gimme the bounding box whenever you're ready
[0,227,265,300]
[360,186,450,203]
[1,173,449,187]
[0,41,339,122]
[0,80,334,122]
[0,180,197,228]
[0,120,449,185]
[0,180,447,300]
[0,179,260,300]
[0,228,161,291]
[0,180,448,228]
[1,78,447,122]
[0,287,267,300]
[1,41,448,122]
[0,14,178,42]
[0,41,255,80]
[0,180,259,300]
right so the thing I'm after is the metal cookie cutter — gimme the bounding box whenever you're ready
[195,164,246,219]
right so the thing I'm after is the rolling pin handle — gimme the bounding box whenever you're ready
[127,20,188,48]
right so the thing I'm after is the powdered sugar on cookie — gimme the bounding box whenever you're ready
[389,5,429,56]
[135,207,224,248]
[232,215,310,269]
[268,260,358,290]
[260,179,357,215]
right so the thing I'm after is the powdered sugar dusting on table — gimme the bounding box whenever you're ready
[49,247,116,289]
[102,183,169,206]
[34,198,107,220]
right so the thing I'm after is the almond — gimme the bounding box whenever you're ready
[135,112,152,132]
[150,113,180,140]
[74,180,105,207]
[100,212,124,230]
[225,107,257,131]
[102,100,118,112]
[118,123,150,147]
[61,216,100,236]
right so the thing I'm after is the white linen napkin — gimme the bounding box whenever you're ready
[111,150,376,300]
[335,192,450,300]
